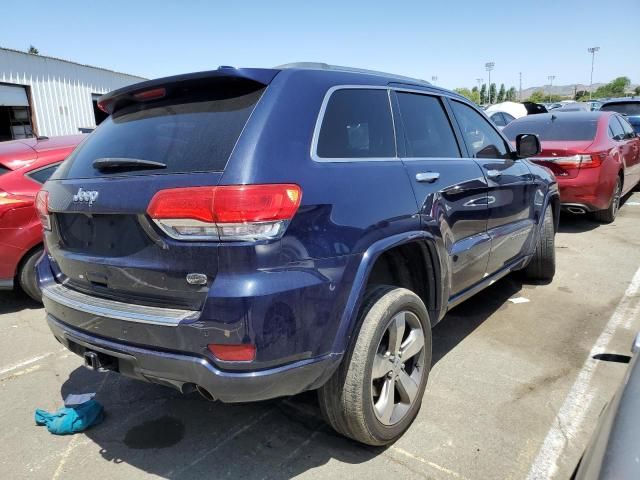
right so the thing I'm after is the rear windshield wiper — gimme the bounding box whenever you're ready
[92,158,167,171]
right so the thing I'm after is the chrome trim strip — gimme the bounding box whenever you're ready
[42,283,199,326]
[0,278,14,290]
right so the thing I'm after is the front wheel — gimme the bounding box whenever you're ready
[318,286,432,446]
[522,207,555,282]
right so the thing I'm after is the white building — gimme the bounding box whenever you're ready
[0,47,146,141]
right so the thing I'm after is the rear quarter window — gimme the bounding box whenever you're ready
[316,89,395,159]
[0,166,10,176]
[54,85,265,179]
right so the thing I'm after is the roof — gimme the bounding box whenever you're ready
[0,46,147,81]
[512,111,610,123]
[600,97,640,105]
[276,62,433,88]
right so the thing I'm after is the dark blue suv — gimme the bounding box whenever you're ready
[37,64,558,445]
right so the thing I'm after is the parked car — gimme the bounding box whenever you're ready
[503,112,640,222]
[546,102,563,110]
[37,64,558,446]
[573,332,640,479]
[486,101,548,120]
[487,110,516,129]
[0,135,84,301]
[552,102,592,113]
[600,98,640,134]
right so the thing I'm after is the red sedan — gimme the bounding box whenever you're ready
[504,111,640,222]
[0,135,84,301]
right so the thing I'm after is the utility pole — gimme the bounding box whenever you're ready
[547,75,555,103]
[519,72,522,101]
[485,62,495,104]
[431,76,438,84]
[588,47,600,100]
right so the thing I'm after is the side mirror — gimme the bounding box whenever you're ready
[516,133,541,158]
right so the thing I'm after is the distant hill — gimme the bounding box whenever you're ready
[520,82,638,100]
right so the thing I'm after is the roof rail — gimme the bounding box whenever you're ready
[275,62,431,87]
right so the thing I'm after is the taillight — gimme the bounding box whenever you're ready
[147,184,302,241]
[133,87,166,101]
[534,153,603,169]
[35,190,51,230]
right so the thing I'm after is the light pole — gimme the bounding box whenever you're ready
[431,76,438,84]
[485,62,495,104]
[547,75,555,103]
[588,47,600,100]
[519,72,522,102]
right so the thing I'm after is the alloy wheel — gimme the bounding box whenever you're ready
[371,311,426,426]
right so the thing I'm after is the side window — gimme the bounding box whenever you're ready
[316,89,395,159]
[617,116,635,139]
[491,113,506,127]
[395,92,460,158]
[502,112,515,124]
[450,101,510,159]
[609,117,625,140]
[27,164,61,184]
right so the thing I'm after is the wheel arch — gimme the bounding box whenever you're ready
[331,232,444,355]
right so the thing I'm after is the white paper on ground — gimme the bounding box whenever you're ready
[508,297,530,304]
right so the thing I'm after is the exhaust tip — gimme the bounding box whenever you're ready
[567,206,586,215]
[196,385,215,402]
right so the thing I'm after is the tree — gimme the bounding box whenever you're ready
[489,83,497,104]
[470,86,481,104]
[528,90,563,103]
[593,77,631,98]
[28,45,39,55]
[506,87,517,102]
[480,84,487,104]
[575,90,589,101]
[635,86,640,96]
[497,83,506,103]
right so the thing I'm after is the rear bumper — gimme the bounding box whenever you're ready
[47,314,341,403]
[557,167,616,212]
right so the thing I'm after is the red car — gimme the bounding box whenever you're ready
[0,135,84,301]
[504,111,640,222]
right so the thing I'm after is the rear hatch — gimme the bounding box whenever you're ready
[42,68,277,310]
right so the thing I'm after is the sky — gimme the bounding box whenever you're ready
[2,0,639,91]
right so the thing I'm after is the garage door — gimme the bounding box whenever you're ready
[0,84,29,107]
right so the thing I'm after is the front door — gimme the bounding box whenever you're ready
[448,99,537,276]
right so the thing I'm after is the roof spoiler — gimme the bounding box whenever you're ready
[523,102,548,115]
[97,67,280,114]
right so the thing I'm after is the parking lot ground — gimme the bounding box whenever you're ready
[2,192,640,480]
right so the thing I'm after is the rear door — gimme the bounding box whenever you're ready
[43,75,269,310]
[392,90,490,296]
[448,99,537,276]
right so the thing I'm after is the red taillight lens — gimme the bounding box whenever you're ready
[207,343,256,362]
[213,184,301,223]
[147,184,302,241]
[533,153,603,170]
[35,190,51,230]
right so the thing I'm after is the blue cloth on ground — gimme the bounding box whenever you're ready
[35,399,105,435]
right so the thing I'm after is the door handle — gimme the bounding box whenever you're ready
[416,172,440,183]
[485,169,502,179]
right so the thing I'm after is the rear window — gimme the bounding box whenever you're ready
[316,89,395,159]
[503,117,598,141]
[600,103,640,116]
[54,85,265,179]
[0,166,10,176]
[27,164,60,184]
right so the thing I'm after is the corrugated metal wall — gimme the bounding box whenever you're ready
[0,48,146,137]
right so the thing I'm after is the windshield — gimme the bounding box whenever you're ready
[503,117,598,141]
[53,85,265,179]
[600,103,640,116]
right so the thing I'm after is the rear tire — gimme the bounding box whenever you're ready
[318,285,432,446]
[522,207,555,281]
[18,246,43,303]
[593,177,622,224]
